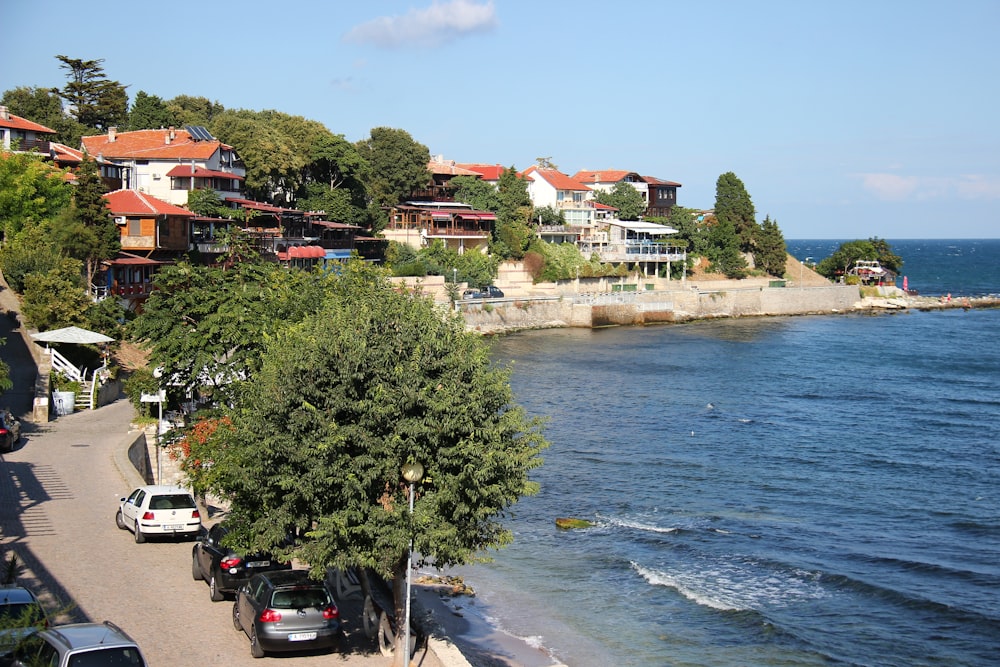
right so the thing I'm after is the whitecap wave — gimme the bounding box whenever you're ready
[631,559,828,612]
[600,515,680,534]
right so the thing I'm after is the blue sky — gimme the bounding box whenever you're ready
[4,0,998,239]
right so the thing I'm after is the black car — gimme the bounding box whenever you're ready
[232,570,341,658]
[192,522,290,602]
[479,285,504,299]
[0,409,21,453]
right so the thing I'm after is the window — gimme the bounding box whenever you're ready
[128,220,142,236]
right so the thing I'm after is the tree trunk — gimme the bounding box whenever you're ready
[391,554,409,667]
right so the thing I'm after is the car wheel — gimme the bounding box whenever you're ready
[250,627,265,658]
[377,611,394,656]
[192,552,203,581]
[134,521,145,544]
[210,572,225,602]
[362,596,378,639]
[115,510,126,531]
[232,601,243,631]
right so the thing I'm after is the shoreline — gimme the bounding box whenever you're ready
[414,574,566,667]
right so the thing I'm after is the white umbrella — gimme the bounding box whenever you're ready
[30,326,114,344]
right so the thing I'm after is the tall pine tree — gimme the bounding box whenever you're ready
[714,172,757,253]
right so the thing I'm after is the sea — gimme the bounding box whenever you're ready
[448,239,1000,667]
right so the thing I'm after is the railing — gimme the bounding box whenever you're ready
[49,348,83,383]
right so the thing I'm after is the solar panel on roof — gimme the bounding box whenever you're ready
[184,125,214,141]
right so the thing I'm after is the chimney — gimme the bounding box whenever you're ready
[0,106,8,121]
[108,127,117,142]
[169,126,175,141]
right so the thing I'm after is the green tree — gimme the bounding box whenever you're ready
[447,174,499,212]
[714,172,757,253]
[186,188,226,217]
[21,258,91,331]
[126,250,328,406]
[55,55,128,132]
[0,223,62,293]
[662,206,708,256]
[755,215,787,277]
[493,167,533,259]
[706,216,747,278]
[0,86,87,146]
[164,95,226,128]
[209,110,302,202]
[296,132,372,227]
[51,156,119,291]
[592,182,646,221]
[355,127,431,220]
[534,205,564,226]
[194,264,547,662]
[0,150,72,241]
[127,90,171,130]
[816,238,900,280]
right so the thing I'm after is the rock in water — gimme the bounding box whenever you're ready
[555,517,593,530]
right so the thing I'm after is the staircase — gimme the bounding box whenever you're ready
[48,347,102,412]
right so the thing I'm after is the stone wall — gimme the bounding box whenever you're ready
[459,285,861,333]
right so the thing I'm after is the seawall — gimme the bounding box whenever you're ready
[459,284,862,334]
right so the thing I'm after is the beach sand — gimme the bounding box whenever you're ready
[413,573,566,667]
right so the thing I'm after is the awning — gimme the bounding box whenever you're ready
[31,326,114,344]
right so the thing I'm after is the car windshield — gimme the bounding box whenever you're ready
[0,602,42,624]
[270,588,331,609]
[149,494,195,510]
[68,647,146,667]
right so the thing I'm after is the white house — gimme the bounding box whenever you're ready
[81,126,245,206]
[0,106,55,152]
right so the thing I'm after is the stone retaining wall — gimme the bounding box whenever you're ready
[460,285,861,333]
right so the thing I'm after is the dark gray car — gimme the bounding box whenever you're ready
[192,522,290,602]
[232,570,341,658]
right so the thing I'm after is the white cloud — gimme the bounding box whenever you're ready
[859,172,1000,201]
[344,0,497,49]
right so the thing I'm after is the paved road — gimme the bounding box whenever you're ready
[0,281,445,666]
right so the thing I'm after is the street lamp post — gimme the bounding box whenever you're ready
[452,268,457,284]
[401,461,424,667]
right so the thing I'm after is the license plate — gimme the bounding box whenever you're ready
[164,524,183,530]
[288,632,317,642]
[247,560,270,568]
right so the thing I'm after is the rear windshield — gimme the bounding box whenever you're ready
[69,647,146,667]
[149,494,196,510]
[270,588,331,609]
[0,602,43,623]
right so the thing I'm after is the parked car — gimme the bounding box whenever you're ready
[192,522,291,602]
[0,586,48,657]
[115,485,202,543]
[232,570,341,658]
[6,621,146,666]
[462,286,505,300]
[0,410,21,453]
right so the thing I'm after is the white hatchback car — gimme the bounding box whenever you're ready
[116,485,202,543]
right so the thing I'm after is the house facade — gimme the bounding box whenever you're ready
[522,166,595,227]
[0,106,55,153]
[384,201,494,254]
[81,126,245,206]
[571,169,681,219]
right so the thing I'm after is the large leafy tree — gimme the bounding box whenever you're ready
[593,181,646,221]
[209,110,301,202]
[164,95,226,128]
[51,156,119,291]
[448,174,499,211]
[355,127,431,229]
[755,215,787,277]
[21,257,91,331]
[714,172,757,252]
[296,133,372,227]
[55,55,128,132]
[126,244,328,405]
[191,263,547,663]
[0,151,72,241]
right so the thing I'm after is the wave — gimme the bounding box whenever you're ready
[631,558,828,613]
[599,515,681,535]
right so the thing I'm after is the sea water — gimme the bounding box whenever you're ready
[455,240,1000,666]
